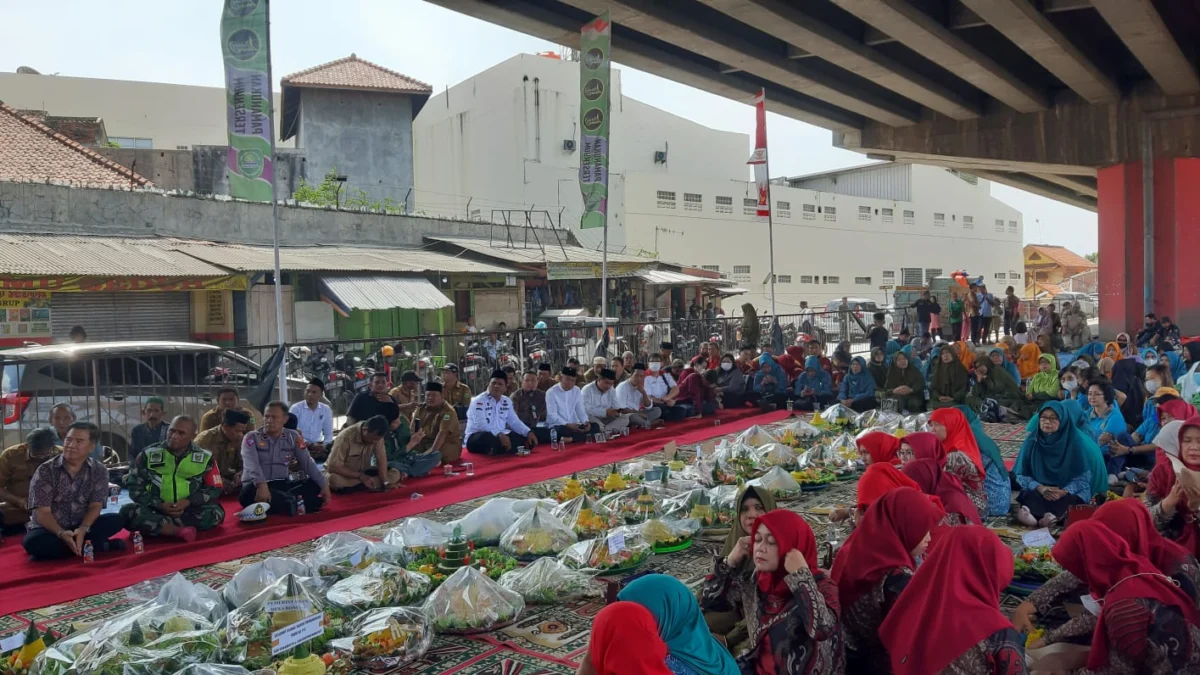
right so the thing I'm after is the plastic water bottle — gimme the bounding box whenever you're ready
[82,540,94,564]
[132,532,144,555]
[550,428,559,451]
[295,495,306,516]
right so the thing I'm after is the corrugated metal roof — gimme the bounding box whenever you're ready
[426,236,652,266]
[0,234,231,276]
[174,242,520,275]
[319,275,453,311]
[638,269,734,286]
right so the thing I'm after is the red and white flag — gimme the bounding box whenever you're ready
[747,89,770,218]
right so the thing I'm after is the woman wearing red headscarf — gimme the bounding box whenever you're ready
[1149,418,1200,557]
[1145,400,1200,504]
[928,407,989,517]
[1050,520,1200,672]
[579,601,673,675]
[700,509,844,675]
[902,458,982,526]
[856,431,902,467]
[1013,499,1200,649]
[830,488,942,674]
[879,526,1025,675]
[899,431,947,464]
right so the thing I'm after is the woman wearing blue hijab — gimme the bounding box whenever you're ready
[1162,345,1188,382]
[840,356,880,412]
[619,574,740,675]
[793,355,833,411]
[1013,400,1108,528]
[753,352,790,410]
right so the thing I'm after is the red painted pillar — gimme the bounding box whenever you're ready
[1099,158,1200,338]
[1097,163,1143,338]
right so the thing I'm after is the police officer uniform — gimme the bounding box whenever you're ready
[239,427,327,516]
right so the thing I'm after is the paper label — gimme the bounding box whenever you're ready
[0,633,24,654]
[271,611,324,656]
[662,440,677,456]
[1080,594,1101,616]
[348,547,364,568]
[1022,528,1056,548]
[607,531,626,554]
[265,599,312,614]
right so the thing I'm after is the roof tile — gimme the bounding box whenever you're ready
[0,102,149,188]
[281,54,431,94]
[1024,244,1096,270]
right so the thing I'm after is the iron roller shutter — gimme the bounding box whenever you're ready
[52,292,192,342]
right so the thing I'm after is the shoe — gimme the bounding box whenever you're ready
[1016,506,1038,527]
[174,526,198,543]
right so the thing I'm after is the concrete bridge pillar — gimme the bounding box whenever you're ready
[1098,158,1200,339]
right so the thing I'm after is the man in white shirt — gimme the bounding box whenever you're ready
[464,369,537,456]
[615,363,664,429]
[289,378,334,461]
[546,367,599,444]
[581,369,631,435]
[643,357,684,422]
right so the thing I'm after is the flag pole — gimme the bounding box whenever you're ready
[748,89,776,319]
[765,141,777,319]
[263,0,287,403]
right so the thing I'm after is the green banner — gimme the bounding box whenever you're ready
[578,13,611,230]
[220,0,275,202]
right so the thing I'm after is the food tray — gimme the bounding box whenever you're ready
[651,539,693,554]
[594,557,650,577]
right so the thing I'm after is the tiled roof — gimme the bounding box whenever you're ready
[0,102,149,188]
[174,241,521,275]
[0,235,229,276]
[281,54,432,94]
[1024,244,1096,270]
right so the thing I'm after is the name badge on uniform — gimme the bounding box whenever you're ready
[146,449,164,466]
[442,414,450,421]
[191,451,206,464]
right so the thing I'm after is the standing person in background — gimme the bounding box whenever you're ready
[440,364,474,420]
[928,294,942,340]
[1003,286,1021,337]
[128,397,168,461]
[948,290,964,343]
[868,312,890,353]
[910,290,935,339]
[68,325,87,343]
[1049,304,1064,351]
[977,284,994,344]
[290,379,334,462]
[964,284,981,343]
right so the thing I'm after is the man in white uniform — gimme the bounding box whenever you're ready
[581,369,631,436]
[643,357,683,422]
[615,363,664,429]
[464,370,537,455]
[545,367,599,444]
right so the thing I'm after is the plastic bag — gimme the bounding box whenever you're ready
[901,412,930,434]
[31,629,93,675]
[734,425,778,447]
[499,504,577,559]
[308,532,406,580]
[122,573,228,624]
[383,517,451,554]
[746,466,802,498]
[620,460,659,480]
[327,562,431,612]
[778,419,822,448]
[711,440,761,479]
[497,557,599,604]
[171,665,254,675]
[831,432,859,459]
[559,525,653,574]
[61,604,221,675]
[450,498,523,546]
[598,486,662,524]
[327,606,432,671]
[404,524,519,590]
[220,574,347,671]
[553,494,622,540]
[221,557,311,610]
[818,403,856,426]
[856,409,902,429]
[662,488,735,530]
[755,442,798,469]
[641,517,699,551]
[421,566,525,634]
[677,458,715,488]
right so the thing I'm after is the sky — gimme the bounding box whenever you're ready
[0,0,1097,254]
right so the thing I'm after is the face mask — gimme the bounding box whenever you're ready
[1146,379,1161,394]
[721,362,733,371]
[1063,379,1078,391]
[649,363,661,373]
[1145,357,1158,367]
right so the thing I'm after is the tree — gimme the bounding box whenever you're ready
[291,168,404,214]
[1085,252,1098,263]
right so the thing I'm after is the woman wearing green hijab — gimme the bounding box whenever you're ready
[705,486,775,651]
[929,345,970,409]
[954,404,1013,517]
[620,574,740,675]
[967,355,1033,421]
[884,351,926,413]
[1013,400,1107,528]
[1026,353,1062,403]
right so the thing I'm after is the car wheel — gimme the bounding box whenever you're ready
[101,432,129,462]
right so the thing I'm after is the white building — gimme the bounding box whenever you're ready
[419,53,1029,315]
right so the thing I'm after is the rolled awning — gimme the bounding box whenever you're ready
[318,275,453,316]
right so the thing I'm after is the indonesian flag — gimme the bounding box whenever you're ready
[747,89,770,218]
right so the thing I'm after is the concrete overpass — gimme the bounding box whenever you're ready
[430,0,1200,335]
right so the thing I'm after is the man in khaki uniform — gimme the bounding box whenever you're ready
[0,428,59,531]
[411,382,463,464]
[324,416,400,493]
[441,364,473,419]
[193,409,250,495]
[199,387,257,432]
[388,370,421,416]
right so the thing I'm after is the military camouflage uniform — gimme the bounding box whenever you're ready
[120,443,225,535]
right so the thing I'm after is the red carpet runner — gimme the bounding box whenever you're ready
[0,408,786,616]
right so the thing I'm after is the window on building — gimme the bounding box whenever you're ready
[715,196,733,214]
[925,268,942,283]
[963,215,974,229]
[882,207,894,223]
[903,209,915,225]
[855,276,871,285]
[994,272,1006,280]
[823,276,841,284]
[824,206,837,222]
[776,201,790,210]
[743,197,759,216]
[1009,271,1022,279]
[733,265,751,275]
[995,218,1005,232]
[683,192,702,212]
[109,137,153,149]
[882,270,896,283]
[1008,220,1018,232]
[798,275,813,284]
[776,201,792,217]
[858,205,872,221]
[701,265,720,272]
[802,203,816,220]
[933,212,945,227]
[901,268,923,286]
[656,191,676,209]
[777,275,792,284]
[454,290,472,322]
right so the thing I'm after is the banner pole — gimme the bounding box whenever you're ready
[264,0,287,403]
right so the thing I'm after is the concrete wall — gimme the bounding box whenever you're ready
[95,147,308,201]
[296,88,415,210]
[0,182,557,248]
[0,72,292,150]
